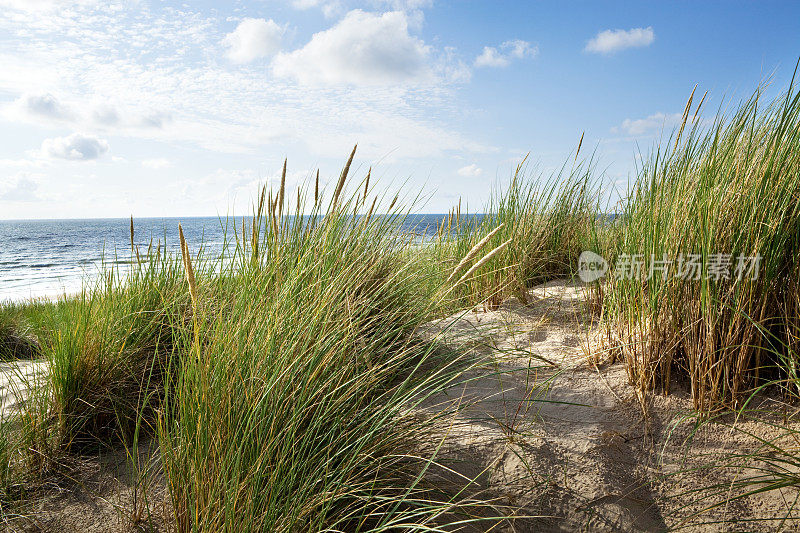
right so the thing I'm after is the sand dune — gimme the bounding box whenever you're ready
[3,280,798,531]
[418,279,799,531]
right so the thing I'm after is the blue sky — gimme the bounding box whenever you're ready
[0,0,798,219]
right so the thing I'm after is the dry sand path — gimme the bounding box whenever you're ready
[0,359,48,418]
[420,279,799,532]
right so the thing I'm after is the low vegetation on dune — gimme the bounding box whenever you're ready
[0,307,40,361]
[0,79,799,529]
[427,154,601,312]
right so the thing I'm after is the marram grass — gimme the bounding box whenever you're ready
[427,153,602,312]
[602,80,800,411]
[158,173,480,531]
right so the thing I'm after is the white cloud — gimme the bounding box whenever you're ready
[141,158,172,169]
[138,111,172,129]
[93,105,120,126]
[292,0,325,8]
[92,106,170,129]
[0,4,486,166]
[0,174,39,202]
[613,112,680,136]
[222,18,284,64]
[475,47,508,68]
[506,40,536,59]
[291,0,343,16]
[382,0,433,9]
[3,93,74,124]
[439,46,471,83]
[5,94,172,131]
[475,39,537,68]
[378,0,432,29]
[292,1,432,21]
[585,27,654,54]
[40,133,109,160]
[17,93,73,120]
[457,163,482,177]
[272,10,432,85]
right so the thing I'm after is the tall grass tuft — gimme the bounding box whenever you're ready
[603,80,800,410]
[32,246,191,451]
[430,154,601,310]
[157,154,485,531]
[0,306,40,360]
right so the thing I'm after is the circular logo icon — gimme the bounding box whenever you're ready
[578,251,608,282]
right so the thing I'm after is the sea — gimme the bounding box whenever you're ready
[0,215,468,303]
